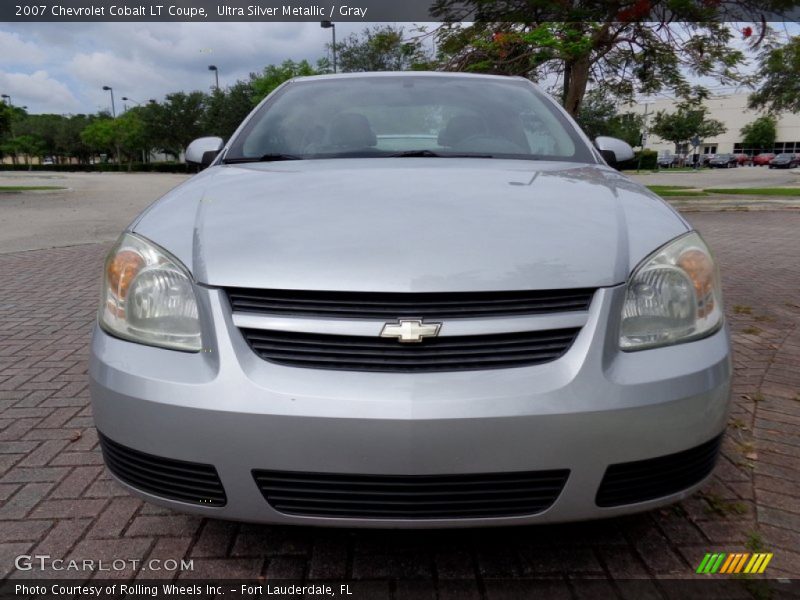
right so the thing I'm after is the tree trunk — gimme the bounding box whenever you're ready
[563,55,591,117]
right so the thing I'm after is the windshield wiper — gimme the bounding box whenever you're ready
[389,150,494,158]
[224,153,303,164]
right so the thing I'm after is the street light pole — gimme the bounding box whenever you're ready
[320,21,336,73]
[102,86,116,117]
[208,65,219,90]
[121,96,141,113]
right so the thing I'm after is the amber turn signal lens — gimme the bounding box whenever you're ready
[677,249,715,317]
[107,250,144,299]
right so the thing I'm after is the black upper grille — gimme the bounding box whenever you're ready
[253,469,570,519]
[226,287,595,319]
[241,327,580,372]
[99,432,226,507]
[595,435,723,508]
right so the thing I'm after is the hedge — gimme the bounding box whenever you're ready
[0,162,191,173]
[617,149,658,171]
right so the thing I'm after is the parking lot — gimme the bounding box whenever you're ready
[1,172,798,595]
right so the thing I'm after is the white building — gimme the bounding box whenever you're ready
[626,92,800,157]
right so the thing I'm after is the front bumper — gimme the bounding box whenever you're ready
[89,286,732,527]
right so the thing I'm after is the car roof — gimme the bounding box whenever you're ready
[290,71,530,84]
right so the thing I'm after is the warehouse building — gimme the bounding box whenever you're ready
[627,92,800,157]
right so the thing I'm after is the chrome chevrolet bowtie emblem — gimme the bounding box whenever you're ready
[380,319,441,343]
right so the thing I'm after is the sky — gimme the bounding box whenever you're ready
[0,22,392,114]
[1,21,797,115]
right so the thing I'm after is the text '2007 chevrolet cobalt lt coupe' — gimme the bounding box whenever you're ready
[90,72,731,527]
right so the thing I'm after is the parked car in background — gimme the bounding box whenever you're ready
[733,153,752,166]
[657,153,676,168]
[90,72,731,527]
[768,153,800,169]
[708,154,738,168]
[752,153,776,166]
[699,154,716,167]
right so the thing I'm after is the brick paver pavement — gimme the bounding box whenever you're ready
[1,211,798,595]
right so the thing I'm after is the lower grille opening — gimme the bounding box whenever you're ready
[595,435,723,507]
[253,469,570,519]
[99,432,226,507]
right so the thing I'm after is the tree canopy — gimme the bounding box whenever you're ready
[431,1,781,116]
[650,96,727,150]
[250,59,324,104]
[748,36,800,114]
[333,26,430,72]
[575,89,644,147]
[739,115,778,151]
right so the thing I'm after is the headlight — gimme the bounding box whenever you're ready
[99,232,201,351]
[620,231,723,350]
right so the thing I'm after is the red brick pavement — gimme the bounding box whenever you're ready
[0,212,798,592]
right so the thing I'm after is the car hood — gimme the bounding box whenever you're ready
[132,159,688,292]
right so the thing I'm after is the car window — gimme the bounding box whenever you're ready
[225,76,594,163]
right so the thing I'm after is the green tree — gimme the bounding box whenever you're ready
[0,102,11,138]
[250,59,321,104]
[140,92,206,159]
[650,96,727,152]
[14,113,64,160]
[12,134,46,167]
[739,115,777,152]
[202,81,256,139]
[334,26,430,72]
[55,114,95,164]
[431,2,779,116]
[115,110,149,169]
[80,118,116,159]
[575,89,644,146]
[749,36,800,114]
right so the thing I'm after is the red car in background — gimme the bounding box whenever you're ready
[734,153,752,166]
[752,153,776,166]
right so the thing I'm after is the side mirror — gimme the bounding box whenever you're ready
[595,136,635,165]
[186,136,224,169]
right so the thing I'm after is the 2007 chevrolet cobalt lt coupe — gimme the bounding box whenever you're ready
[90,72,731,527]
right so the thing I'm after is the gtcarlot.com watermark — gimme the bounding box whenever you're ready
[15,554,194,572]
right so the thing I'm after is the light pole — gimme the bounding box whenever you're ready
[208,65,219,90]
[321,21,336,73]
[102,86,116,117]
[121,96,141,113]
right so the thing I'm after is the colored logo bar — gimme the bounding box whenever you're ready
[696,552,773,574]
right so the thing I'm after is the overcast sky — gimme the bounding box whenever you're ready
[1,22,797,115]
[0,22,395,114]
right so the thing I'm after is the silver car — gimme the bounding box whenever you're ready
[90,72,731,527]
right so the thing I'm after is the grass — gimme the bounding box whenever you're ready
[704,187,800,196]
[700,492,749,518]
[745,531,766,553]
[0,185,66,192]
[646,185,709,197]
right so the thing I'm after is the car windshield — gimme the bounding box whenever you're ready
[775,154,792,158]
[224,75,594,163]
